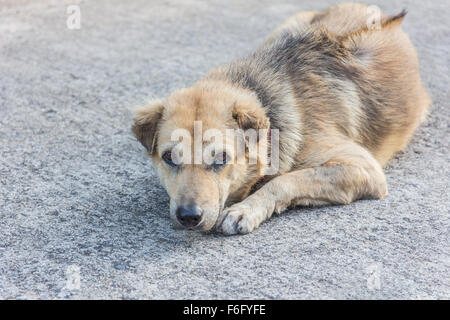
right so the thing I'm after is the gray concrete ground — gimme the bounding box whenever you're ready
[0,0,449,299]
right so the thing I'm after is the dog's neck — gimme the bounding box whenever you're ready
[204,61,304,174]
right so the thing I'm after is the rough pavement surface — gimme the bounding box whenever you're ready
[0,0,449,299]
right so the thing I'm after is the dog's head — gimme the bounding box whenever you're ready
[132,82,271,231]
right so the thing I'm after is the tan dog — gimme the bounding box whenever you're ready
[132,3,430,235]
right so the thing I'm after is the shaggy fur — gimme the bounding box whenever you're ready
[132,3,430,235]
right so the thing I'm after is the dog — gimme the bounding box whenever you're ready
[131,3,430,235]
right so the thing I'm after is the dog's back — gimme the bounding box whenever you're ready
[261,3,431,166]
[267,3,374,40]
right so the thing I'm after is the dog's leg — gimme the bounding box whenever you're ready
[217,141,388,235]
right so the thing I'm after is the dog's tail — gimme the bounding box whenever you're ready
[339,8,407,45]
[382,9,407,28]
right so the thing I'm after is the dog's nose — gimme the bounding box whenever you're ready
[176,204,203,228]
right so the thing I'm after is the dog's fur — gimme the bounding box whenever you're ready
[132,3,430,234]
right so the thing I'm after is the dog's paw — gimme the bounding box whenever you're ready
[217,202,264,235]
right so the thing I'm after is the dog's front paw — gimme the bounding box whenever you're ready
[217,202,266,235]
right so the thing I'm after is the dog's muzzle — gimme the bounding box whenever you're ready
[175,204,203,228]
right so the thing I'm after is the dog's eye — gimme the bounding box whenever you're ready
[162,151,176,167]
[213,152,228,168]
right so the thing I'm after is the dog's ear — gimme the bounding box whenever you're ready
[232,101,269,131]
[131,99,164,153]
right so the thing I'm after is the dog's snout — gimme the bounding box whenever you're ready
[176,204,203,227]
